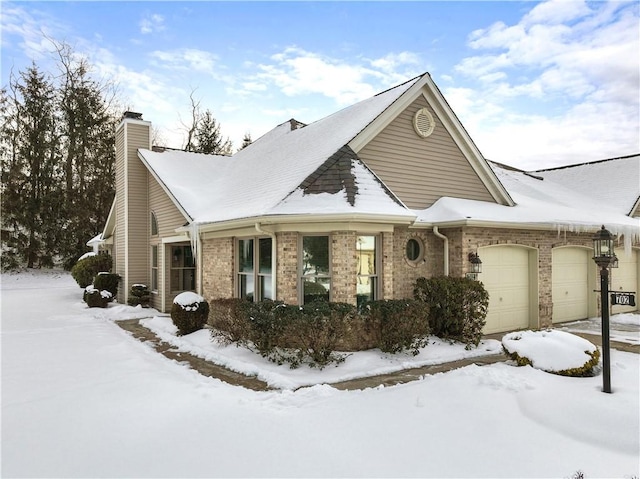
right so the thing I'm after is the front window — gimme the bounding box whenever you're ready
[170,245,195,292]
[301,235,330,304]
[151,245,158,291]
[357,235,378,308]
[237,237,273,301]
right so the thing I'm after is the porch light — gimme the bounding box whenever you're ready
[592,225,615,394]
[468,252,482,274]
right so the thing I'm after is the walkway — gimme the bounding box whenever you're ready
[116,319,638,392]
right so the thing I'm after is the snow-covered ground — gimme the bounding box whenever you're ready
[2,269,639,478]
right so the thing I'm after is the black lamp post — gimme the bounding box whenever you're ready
[592,225,615,394]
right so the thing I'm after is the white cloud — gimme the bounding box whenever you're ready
[150,49,220,76]
[255,47,422,106]
[450,0,639,168]
[140,13,165,35]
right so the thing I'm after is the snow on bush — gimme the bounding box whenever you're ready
[171,292,209,336]
[502,330,600,377]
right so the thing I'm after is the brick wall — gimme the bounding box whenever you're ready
[331,231,358,303]
[277,232,298,304]
[391,227,444,299]
[451,226,597,327]
[201,237,234,302]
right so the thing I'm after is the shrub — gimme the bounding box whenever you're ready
[502,330,601,377]
[128,284,151,307]
[171,292,210,336]
[93,272,120,300]
[209,298,252,344]
[71,254,112,288]
[414,276,488,349]
[84,286,112,308]
[364,300,430,355]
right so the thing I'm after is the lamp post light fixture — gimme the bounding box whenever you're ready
[592,225,615,394]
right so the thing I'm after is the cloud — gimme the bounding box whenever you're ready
[149,49,220,76]
[450,0,639,168]
[254,47,422,105]
[140,13,165,35]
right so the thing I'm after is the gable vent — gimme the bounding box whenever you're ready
[413,108,436,138]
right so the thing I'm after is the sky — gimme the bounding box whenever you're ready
[1,0,638,170]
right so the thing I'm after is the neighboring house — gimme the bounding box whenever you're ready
[97,73,640,334]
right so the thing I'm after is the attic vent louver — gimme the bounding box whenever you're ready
[413,108,435,138]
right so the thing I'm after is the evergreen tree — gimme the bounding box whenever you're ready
[240,132,253,150]
[1,64,60,269]
[0,42,119,270]
[182,91,232,155]
[193,109,232,155]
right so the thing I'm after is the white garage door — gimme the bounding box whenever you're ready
[611,249,638,314]
[479,246,531,334]
[552,247,590,323]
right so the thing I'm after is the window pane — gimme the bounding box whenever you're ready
[259,275,273,300]
[259,238,272,274]
[183,269,195,291]
[152,245,158,267]
[357,277,376,307]
[357,236,376,275]
[239,239,254,273]
[239,274,254,301]
[183,246,195,268]
[303,277,330,304]
[303,236,329,275]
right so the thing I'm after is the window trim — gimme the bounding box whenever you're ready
[151,245,158,292]
[150,211,158,236]
[299,234,331,304]
[405,236,425,266]
[357,235,379,305]
[236,236,273,302]
[170,244,196,293]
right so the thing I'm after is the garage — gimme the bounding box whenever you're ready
[611,249,639,314]
[479,245,535,334]
[552,247,592,323]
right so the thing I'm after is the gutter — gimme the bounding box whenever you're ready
[255,223,277,300]
[432,226,449,276]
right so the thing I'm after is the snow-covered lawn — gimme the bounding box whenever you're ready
[2,270,639,478]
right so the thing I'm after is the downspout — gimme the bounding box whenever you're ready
[255,223,277,300]
[433,226,449,276]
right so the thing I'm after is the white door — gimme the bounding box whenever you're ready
[552,247,590,323]
[479,246,531,334]
[611,249,639,314]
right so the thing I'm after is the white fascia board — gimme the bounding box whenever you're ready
[189,213,417,236]
[101,197,117,240]
[161,234,190,244]
[137,150,193,223]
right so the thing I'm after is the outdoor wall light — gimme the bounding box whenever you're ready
[468,251,482,274]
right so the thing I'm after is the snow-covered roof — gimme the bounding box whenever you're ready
[534,154,640,216]
[415,161,640,247]
[139,76,419,225]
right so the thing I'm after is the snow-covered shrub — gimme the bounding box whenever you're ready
[414,276,488,349]
[128,284,150,307]
[502,330,600,377]
[364,300,430,355]
[171,292,210,336]
[71,254,112,288]
[93,272,120,300]
[84,286,112,308]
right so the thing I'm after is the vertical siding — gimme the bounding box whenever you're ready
[359,96,496,210]
[114,127,126,302]
[126,123,151,292]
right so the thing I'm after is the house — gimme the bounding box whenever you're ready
[97,73,640,334]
